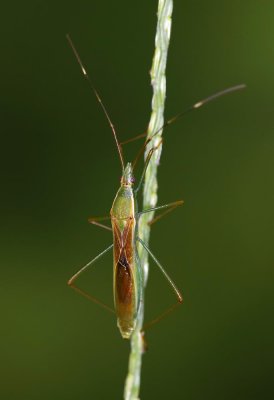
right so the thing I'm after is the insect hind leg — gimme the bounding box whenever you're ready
[68,244,115,314]
[137,237,183,333]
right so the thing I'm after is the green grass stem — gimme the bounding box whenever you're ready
[124,1,173,398]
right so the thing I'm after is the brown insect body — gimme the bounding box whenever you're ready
[110,163,143,339]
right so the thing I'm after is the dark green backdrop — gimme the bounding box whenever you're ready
[1,1,274,399]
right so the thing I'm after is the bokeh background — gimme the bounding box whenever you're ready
[1,1,274,399]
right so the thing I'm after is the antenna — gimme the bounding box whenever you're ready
[66,34,125,172]
[132,84,246,170]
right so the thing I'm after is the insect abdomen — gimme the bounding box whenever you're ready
[116,254,133,304]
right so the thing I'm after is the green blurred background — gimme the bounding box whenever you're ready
[1,1,274,399]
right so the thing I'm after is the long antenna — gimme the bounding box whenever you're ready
[66,34,125,172]
[132,84,246,169]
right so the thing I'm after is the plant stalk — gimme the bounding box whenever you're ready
[124,1,174,399]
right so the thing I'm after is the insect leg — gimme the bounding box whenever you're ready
[88,215,112,231]
[137,237,183,302]
[120,131,147,146]
[137,237,183,332]
[68,244,115,314]
[138,199,184,226]
[134,139,162,194]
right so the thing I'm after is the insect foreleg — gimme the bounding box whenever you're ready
[134,139,163,194]
[88,215,112,231]
[138,199,184,226]
[120,131,147,146]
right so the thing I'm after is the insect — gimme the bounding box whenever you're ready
[66,35,245,339]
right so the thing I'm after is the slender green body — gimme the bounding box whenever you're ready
[110,163,143,339]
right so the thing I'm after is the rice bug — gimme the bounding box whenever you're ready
[66,35,245,339]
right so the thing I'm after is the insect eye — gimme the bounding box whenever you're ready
[130,177,135,183]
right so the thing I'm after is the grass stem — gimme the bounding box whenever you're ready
[124,1,173,398]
